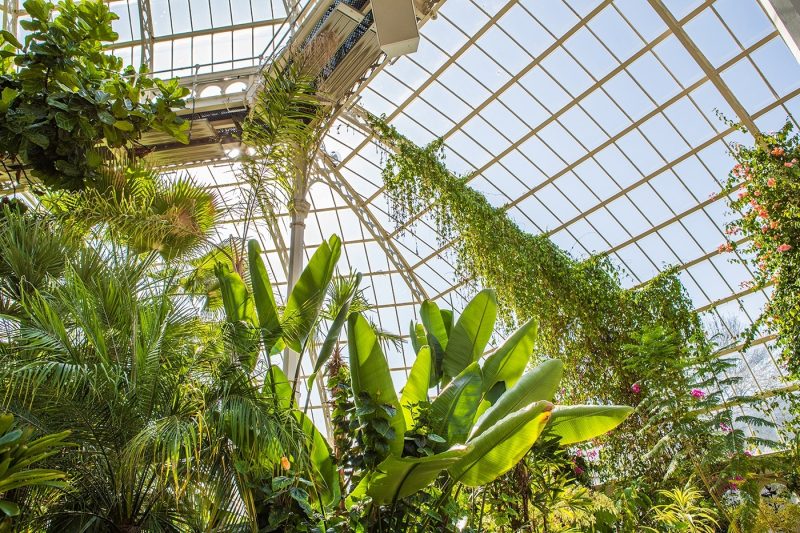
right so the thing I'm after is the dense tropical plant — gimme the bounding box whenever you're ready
[478,437,616,532]
[339,289,632,529]
[212,235,359,530]
[0,206,315,530]
[721,121,800,377]
[0,0,189,191]
[0,413,70,526]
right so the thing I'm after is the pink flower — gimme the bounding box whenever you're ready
[744,450,753,457]
[631,383,641,394]
[576,449,583,457]
[785,162,794,168]
[762,225,770,233]
[690,388,706,399]
[720,422,733,433]
[753,190,761,197]
[767,177,776,187]
[587,449,599,460]
[738,190,748,199]
[573,466,584,476]
[778,244,792,252]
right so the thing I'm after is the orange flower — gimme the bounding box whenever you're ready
[281,456,291,471]
[767,177,776,187]
[771,147,785,156]
[770,220,779,229]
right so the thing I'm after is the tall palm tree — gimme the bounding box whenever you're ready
[0,208,308,531]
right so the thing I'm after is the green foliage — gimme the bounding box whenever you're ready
[0,413,69,521]
[722,121,800,377]
[479,439,616,532]
[44,158,219,259]
[0,0,189,191]
[241,59,330,219]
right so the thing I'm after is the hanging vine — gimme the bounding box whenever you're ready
[368,115,709,405]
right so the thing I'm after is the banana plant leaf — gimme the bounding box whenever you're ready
[429,362,483,445]
[409,321,426,355]
[546,405,634,445]
[400,345,432,429]
[481,317,538,393]
[470,359,563,439]
[247,239,281,352]
[420,300,449,351]
[283,235,341,352]
[347,313,405,456]
[449,401,553,487]
[214,263,259,370]
[443,289,496,379]
[214,263,256,326]
[348,446,466,506]
[440,309,454,337]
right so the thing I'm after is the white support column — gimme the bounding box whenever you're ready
[759,0,800,64]
[283,192,311,380]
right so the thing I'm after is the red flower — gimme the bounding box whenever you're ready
[777,244,792,252]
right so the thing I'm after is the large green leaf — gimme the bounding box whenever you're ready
[443,289,496,379]
[547,405,633,445]
[409,321,426,356]
[283,235,341,352]
[470,359,563,439]
[248,240,281,351]
[481,317,538,393]
[347,313,405,455]
[420,300,448,351]
[449,401,553,487]
[214,263,256,326]
[348,447,466,506]
[401,345,432,429]
[430,363,483,445]
[298,406,340,507]
[215,263,259,370]
[263,365,294,410]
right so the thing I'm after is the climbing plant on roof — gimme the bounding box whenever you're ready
[720,120,800,379]
[368,115,710,406]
